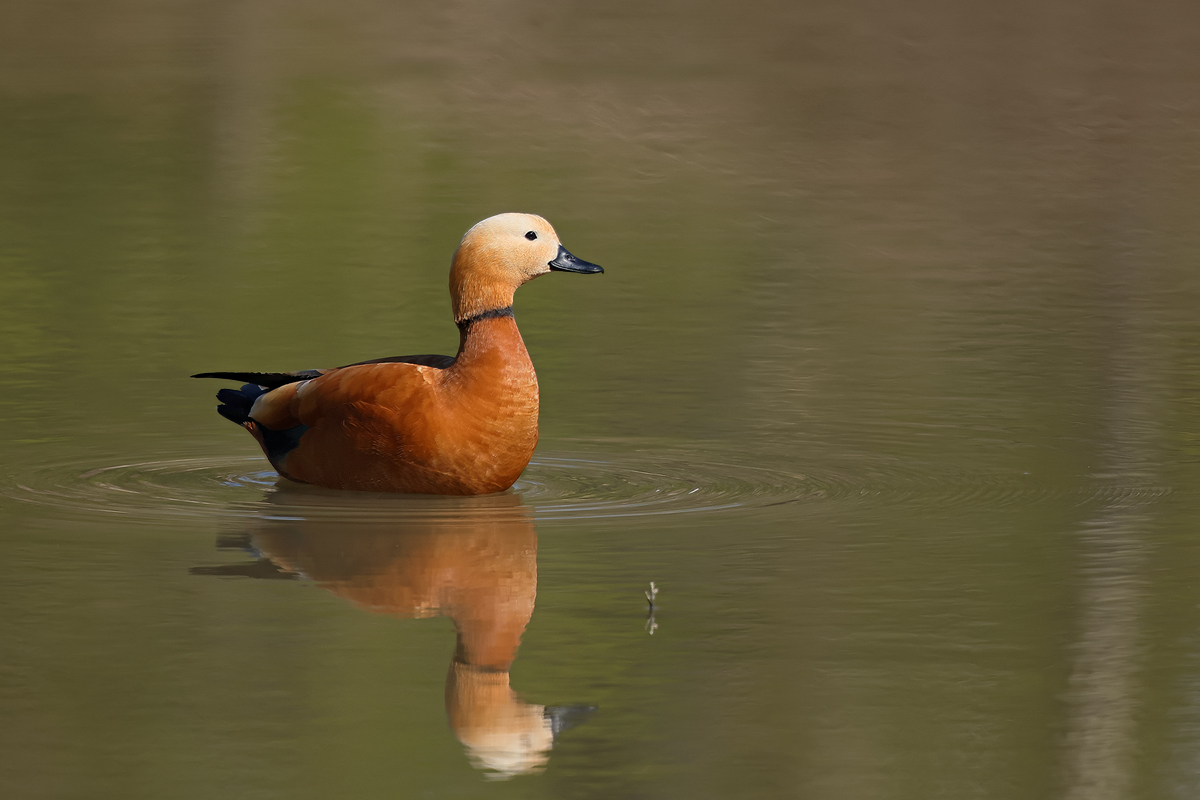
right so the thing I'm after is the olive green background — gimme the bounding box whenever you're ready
[4,1,1200,798]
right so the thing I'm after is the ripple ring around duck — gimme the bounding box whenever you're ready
[0,451,824,524]
[0,450,1169,524]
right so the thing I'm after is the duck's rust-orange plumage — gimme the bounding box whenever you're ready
[194,213,602,495]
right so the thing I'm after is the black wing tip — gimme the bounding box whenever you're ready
[192,371,253,381]
[192,370,320,388]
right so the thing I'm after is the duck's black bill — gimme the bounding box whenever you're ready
[549,245,603,274]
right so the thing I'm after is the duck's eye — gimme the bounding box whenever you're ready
[525,231,537,241]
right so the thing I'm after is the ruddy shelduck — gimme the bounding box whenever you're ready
[194,213,602,494]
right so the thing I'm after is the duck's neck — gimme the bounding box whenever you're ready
[452,308,534,381]
[451,268,517,324]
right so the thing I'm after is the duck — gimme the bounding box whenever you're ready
[193,213,603,495]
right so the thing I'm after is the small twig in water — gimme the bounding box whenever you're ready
[644,581,659,635]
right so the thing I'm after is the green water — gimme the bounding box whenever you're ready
[5,1,1200,797]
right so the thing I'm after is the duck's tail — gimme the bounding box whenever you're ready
[210,384,265,426]
[192,371,321,427]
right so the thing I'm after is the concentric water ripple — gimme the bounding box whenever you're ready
[0,452,818,523]
[0,449,1171,524]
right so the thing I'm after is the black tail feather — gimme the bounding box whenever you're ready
[216,387,254,410]
[195,371,319,427]
[213,383,270,426]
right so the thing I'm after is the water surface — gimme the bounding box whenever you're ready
[4,2,1200,798]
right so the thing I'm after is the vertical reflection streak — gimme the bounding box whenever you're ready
[1063,316,1159,800]
[1063,507,1147,800]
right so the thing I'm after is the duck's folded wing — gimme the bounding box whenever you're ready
[195,355,454,433]
[250,360,442,431]
[244,381,307,430]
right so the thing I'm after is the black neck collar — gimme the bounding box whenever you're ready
[456,306,514,331]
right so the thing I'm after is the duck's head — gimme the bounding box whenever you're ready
[450,213,603,322]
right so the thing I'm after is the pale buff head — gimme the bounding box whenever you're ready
[450,213,602,322]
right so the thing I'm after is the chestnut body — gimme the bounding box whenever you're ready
[251,317,538,494]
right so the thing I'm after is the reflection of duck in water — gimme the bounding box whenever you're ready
[192,490,592,779]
